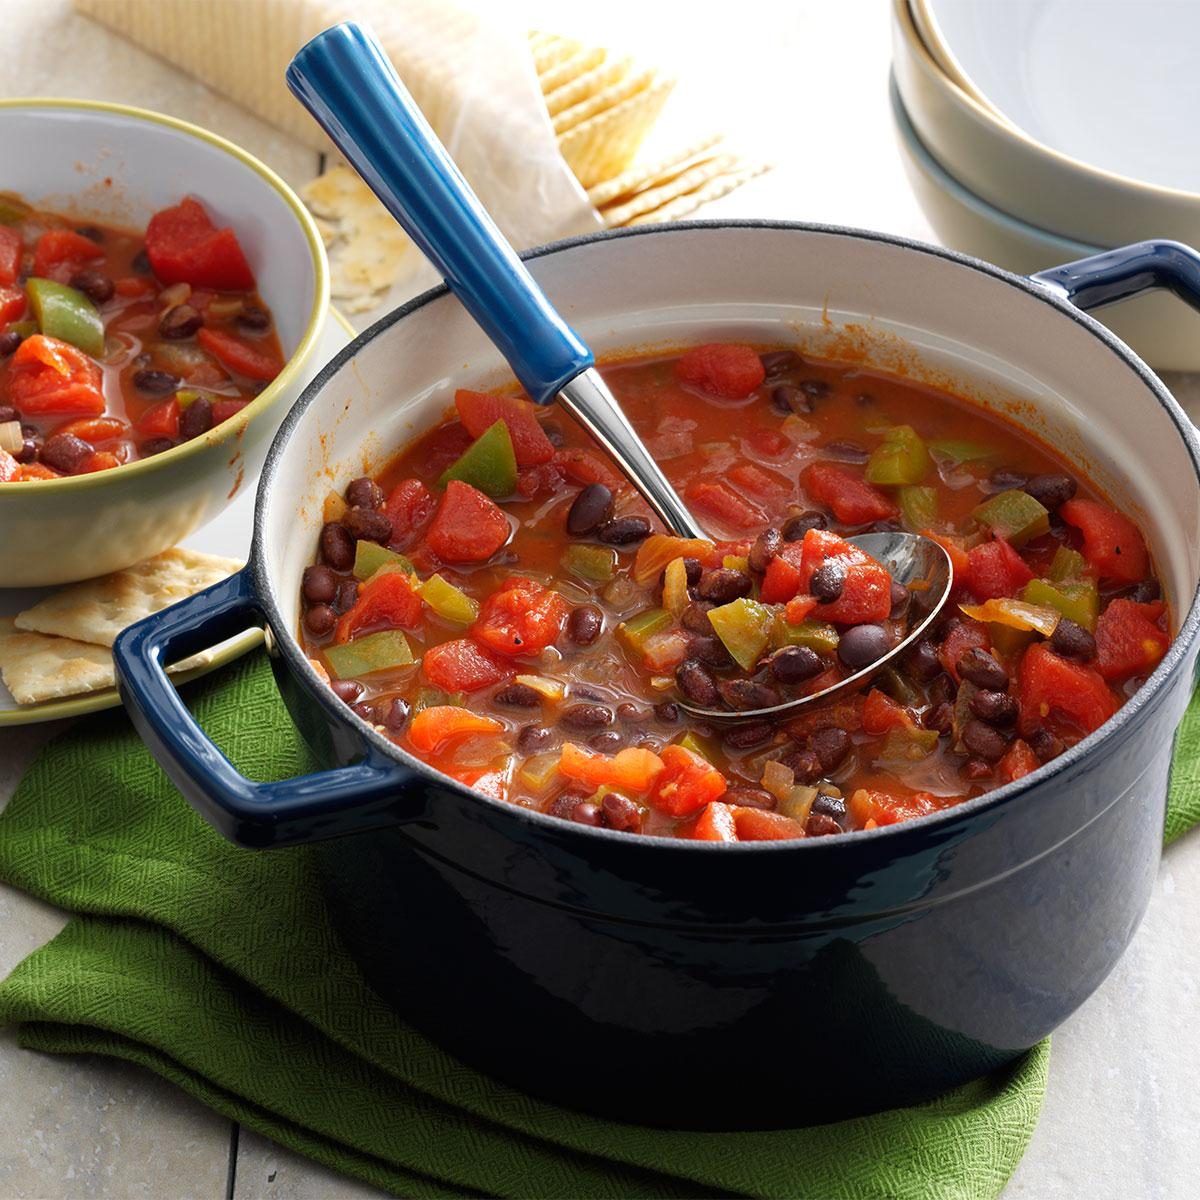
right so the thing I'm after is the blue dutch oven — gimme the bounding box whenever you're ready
[115,224,1200,1126]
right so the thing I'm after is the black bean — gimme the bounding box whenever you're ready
[805,812,842,837]
[1028,729,1065,763]
[760,349,801,377]
[810,726,851,771]
[928,672,957,707]
[542,421,565,448]
[800,379,831,399]
[965,758,994,780]
[962,719,1010,762]
[782,510,827,540]
[0,331,19,357]
[922,701,954,734]
[352,701,377,723]
[771,384,810,414]
[698,567,752,603]
[14,438,37,464]
[139,436,175,457]
[302,564,337,604]
[132,368,181,396]
[517,724,552,753]
[838,624,892,669]
[159,303,203,339]
[0,405,17,423]
[723,721,773,750]
[988,467,1029,492]
[654,702,680,723]
[343,506,393,543]
[75,225,104,243]
[330,679,362,704]
[1129,578,1162,603]
[69,268,115,304]
[957,647,1009,691]
[1024,473,1077,510]
[676,658,720,707]
[496,682,542,708]
[602,792,643,832]
[383,698,410,732]
[571,802,603,827]
[562,702,612,729]
[824,440,868,464]
[769,645,824,684]
[674,557,700,587]
[812,792,847,819]
[724,785,777,811]
[40,433,92,473]
[345,476,384,509]
[333,578,359,614]
[589,730,625,753]
[872,519,903,534]
[237,305,272,332]
[685,634,732,669]
[748,527,783,574]
[719,679,780,710]
[611,704,644,725]
[567,483,615,536]
[179,395,213,440]
[681,602,714,633]
[567,604,603,646]
[131,247,151,274]
[810,562,846,602]
[782,748,823,783]
[890,580,911,618]
[304,603,336,635]
[971,689,1018,727]
[1049,618,1097,662]
[320,522,355,570]
[597,515,651,544]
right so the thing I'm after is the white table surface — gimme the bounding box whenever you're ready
[3,2,1199,1197]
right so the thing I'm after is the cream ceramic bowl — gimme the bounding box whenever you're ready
[889,79,1199,372]
[891,0,1200,251]
[0,100,329,587]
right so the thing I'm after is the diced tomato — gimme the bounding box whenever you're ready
[135,398,180,439]
[383,478,436,551]
[760,547,803,604]
[407,706,502,754]
[31,229,102,282]
[685,479,765,531]
[939,618,990,681]
[642,631,690,672]
[744,428,792,459]
[145,197,256,290]
[210,398,251,426]
[732,807,806,841]
[472,577,569,657]
[674,343,765,399]
[554,447,622,489]
[454,389,555,467]
[728,461,789,502]
[785,695,865,741]
[0,448,18,482]
[0,284,26,324]
[848,788,943,827]
[515,462,563,498]
[1060,498,1149,584]
[0,227,21,286]
[77,450,121,474]
[797,528,893,625]
[998,739,1040,784]
[861,688,917,734]
[691,800,738,841]
[424,480,510,563]
[1094,598,1169,682]
[14,462,60,480]
[1016,643,1117,740]
[784,594,819,624]
[422,638,512,692]
[53,415,128,444]
[650,744,727,817]
[558,742,665,795]
[196,327,282,381]
[334,569,424,643]
[114,275,156,298]
[964,537,1034,601]
[6,335,104,416]
[803,464,897,526]
[926,530,970,584]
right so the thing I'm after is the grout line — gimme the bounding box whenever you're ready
[225,1121,240,1200]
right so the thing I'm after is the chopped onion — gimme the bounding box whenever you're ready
[0,420,23,454]
[780,785,819,824]
[323,490,348,523]
[514,674,566,703]
[159,282,191,310]
[761,759,795,804]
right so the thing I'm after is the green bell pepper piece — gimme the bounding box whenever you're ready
[561,543,616,584]
[26,278,104,357]
[0,193,31,225]
[878,665,919,706]
[988,624,1038,657]
[6,320,36,339]
[617,608,672,656]
[1048,546,1087,581]
[877,725,939,763]
[928,438,996,465]
[518,752,563,792]
[437,419,517,498]
[771,617,840,655]
[971,489,1049,547]
[676,730,716,762]
[175,389,203,409]
[897,485,938,531]
[707,597,774,671]
[865,425,929,486]
[1021,577,1099,632]
[324,629,413,679]
[353,541,414,582]
[419,573,479,625]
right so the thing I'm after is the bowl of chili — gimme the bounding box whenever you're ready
[115,222,1200,1126]
[0,99,329,586]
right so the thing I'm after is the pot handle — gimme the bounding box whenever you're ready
[1031,239,1200,313]
[113,569,419,849]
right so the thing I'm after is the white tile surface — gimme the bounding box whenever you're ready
[3,1,1200,1198]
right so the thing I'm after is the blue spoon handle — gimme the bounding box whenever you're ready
[286,22,592,405]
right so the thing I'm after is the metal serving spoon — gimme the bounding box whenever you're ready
[285,24,954,717]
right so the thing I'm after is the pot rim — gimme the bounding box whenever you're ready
[253,218,1200,853]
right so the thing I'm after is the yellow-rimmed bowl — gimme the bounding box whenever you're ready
[0,99,329,587]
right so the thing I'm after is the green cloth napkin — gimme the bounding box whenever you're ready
[2,653,1192,1199]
